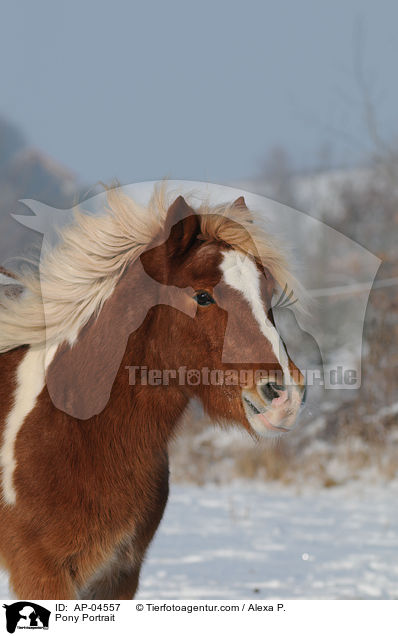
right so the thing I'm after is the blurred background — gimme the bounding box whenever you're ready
[0,0,398,598]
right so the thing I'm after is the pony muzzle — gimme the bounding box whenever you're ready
[242,379,305,437]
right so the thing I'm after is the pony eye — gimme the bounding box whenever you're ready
[194,290,215,306]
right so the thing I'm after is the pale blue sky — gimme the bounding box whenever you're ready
[0,0,397,184]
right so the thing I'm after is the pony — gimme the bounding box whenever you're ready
[0,187,306,599]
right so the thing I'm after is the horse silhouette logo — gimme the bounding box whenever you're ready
[3,602,50,633]
[10,182,381,413]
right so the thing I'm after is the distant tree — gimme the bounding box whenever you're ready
[262,145,293,205]
[316,141,333,172]
[0,117,26,171]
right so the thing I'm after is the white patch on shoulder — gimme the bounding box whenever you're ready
[220,250,293,385]
[1,347,50,505]
[44,344,58,370]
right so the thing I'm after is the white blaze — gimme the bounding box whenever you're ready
[220,250,293,385]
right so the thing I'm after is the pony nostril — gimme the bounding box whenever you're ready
[260,382,286,403]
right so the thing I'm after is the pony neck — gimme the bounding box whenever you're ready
[99,328,190,452]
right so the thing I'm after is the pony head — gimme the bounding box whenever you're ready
[137,194,306,437]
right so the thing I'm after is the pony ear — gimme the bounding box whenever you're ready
[232,196,248,209]
[231,195,254,223]
[164,196,201,255]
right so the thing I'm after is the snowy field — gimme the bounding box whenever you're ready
[1,480,398,600]
[137,481,398,600]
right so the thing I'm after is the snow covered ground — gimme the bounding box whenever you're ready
[136,481,398,600]
[1,480,398,600]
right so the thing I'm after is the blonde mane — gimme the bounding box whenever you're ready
[0,185,300,354]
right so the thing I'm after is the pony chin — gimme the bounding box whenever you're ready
[242,399,298,439]
[245,414,289,439]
